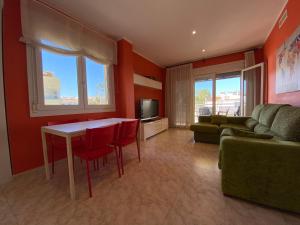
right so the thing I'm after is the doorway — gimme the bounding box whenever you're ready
[194,64,264,121]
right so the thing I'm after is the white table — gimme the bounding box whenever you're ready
[41,118,139,200]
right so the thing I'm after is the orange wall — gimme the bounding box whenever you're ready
[133,53,165,117]
[3,0,141,174]
[192,49,263,69]
[3,0,163,174]
[117,40,135,118]
[264,0,300,106]
[192,52,245,68]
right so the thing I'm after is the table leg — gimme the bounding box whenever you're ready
[41,130,50,180]
[66,135,76,200]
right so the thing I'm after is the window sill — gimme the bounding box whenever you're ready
[30,106,116,117]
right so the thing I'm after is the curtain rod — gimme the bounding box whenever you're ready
[34,0,116,43]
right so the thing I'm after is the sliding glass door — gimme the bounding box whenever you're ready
[194,79,213,122]
[194,72,241,121]
[216,73,241,116]
[194,64,263,120]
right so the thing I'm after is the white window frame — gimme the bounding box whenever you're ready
[82,57,115,110]
[240,63,264,116]
[26,45,115,117]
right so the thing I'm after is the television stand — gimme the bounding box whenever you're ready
[140,118,168,141]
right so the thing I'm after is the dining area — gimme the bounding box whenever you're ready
[41,118,141,199]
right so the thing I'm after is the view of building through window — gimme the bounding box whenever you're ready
[194,76,240,122]
[41,49,109,106]
[194,79,213,122]
[216,76,240,116]
[42,49,79,105]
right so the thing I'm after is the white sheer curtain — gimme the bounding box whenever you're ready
[20,0,117,64]
[165,64,193,127]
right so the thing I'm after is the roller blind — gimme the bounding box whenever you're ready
[20,0,117,64]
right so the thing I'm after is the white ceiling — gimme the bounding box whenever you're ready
[42,0,287,67]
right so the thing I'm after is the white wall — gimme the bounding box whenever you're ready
[0,0,12,184]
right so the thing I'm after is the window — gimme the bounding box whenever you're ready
[215,73,241,116]
[21,0,116,117]
[194,71,241,120]
[194,79,213,122]
[41,49,79,106]
[27,46,115,117]
[85,57,109,105]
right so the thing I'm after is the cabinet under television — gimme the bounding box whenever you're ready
[140,118,168,141]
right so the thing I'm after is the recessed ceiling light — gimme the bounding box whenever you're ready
[192,30,196,35]
[202,49,206,52]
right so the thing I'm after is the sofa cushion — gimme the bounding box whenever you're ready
[270,106,300,141]
[245,118,258,130]
[220,123,250,132]
[254,123,270,134]
[251,104,265,120]
[198,115,211,123]
[227,116,250,124]
[220,128,234,137]
[194,132,220,144]
[258,104,288,128]
[231,129,274,139]
[211,115,227,125]
[190,122,219,134]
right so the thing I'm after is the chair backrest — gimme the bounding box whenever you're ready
[85,124,119,151]
[47,119,79,126]
[118,120,139,144]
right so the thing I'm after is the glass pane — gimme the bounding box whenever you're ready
[216,76,240,116]
[41,49,79,105]
[194,79,213,122]
[85,58,108,105]
[242,67,262,116]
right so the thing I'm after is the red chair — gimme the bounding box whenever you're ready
[47,120,83,174]
[74,124,121,197]
[116,120,140,175]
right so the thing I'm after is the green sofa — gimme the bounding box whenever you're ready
[190,104,300,213]
[219,104,300,213]
[190,114,253,144]
[190,104,291,144]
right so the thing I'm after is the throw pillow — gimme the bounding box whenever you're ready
[211,115,227,125]
[245,118,258,130]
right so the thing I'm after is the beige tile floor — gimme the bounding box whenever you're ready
[1,128,300,225]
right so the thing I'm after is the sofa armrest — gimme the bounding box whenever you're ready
[220,136,300,169]
[226,116,250,124]
[219,136,300,212]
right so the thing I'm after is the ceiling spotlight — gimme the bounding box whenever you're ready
[192,30,196,35]
[202,49,206,52]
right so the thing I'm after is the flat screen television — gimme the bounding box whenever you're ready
[140,99,159,121]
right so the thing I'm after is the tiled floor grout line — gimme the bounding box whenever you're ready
[1,189,21,225]
[1,129,300,225]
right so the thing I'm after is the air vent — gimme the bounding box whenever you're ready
[278,9,288,29]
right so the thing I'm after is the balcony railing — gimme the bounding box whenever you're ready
[194,102,240,122]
